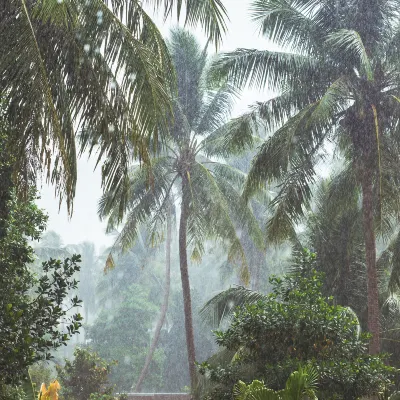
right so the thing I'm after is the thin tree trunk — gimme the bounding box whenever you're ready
[83,304,89,343]
[179,173,197,391]
[361,174,380,354]
[134,206,172,392]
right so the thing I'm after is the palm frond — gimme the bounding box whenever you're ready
[190,162,252,283]
[244,75,350,202]
[251,0,323,54]
[325,29,373,80]
[200,112,261,158]
[1,0,175,211]
[196,84,239,135]
[377,230,400,294]
[200,286,266,328]
[98,158,175,252]
[145,0,228,47]
[209,48,318,92]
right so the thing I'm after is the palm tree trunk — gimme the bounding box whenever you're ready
[361,173,380,354]
[134,206,172,392]
[179,173,197,391]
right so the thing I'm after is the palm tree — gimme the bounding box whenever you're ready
[98,29,264,391]
[209,0,400,353]
[0,0,228,214]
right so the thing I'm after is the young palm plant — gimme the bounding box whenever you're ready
[98,29,264,391]
[210,0,400,353]
[0,0,228,213]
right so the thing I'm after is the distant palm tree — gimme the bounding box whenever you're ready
[210,0,400,353]
[0,0,228,214]
[98,29,264,390]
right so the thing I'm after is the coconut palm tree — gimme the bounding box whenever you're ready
[0,0,228,214]
[209,0,400,353]
[98,29,264,391]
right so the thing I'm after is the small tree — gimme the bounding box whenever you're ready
[0,188,82,387]
[199,251,395,400]
[56,348,116,400]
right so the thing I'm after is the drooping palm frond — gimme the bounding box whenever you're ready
[1,0,229,212]
[98,157,175,251]
[144,0,228,47]
[251,0,324,55]
[200,112,262,158]
[188,162,252,283]
[325,29,373,80]
[209,48,319,92]
[377,230,400,294]
[196,85,239,135]
[200,286,266,328]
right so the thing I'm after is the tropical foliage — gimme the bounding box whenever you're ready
[198,251,395,400]
[0,0,228,212]
[0,188,82,387]
[210,0,400,353]
[98,29,265,389]
[233,365,318,400]
[56,348,115,400]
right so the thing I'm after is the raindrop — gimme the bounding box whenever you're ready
[83,44,90,53]
[108,124,115,133]
[97,10,103,18]
[57,0,63,3]
[97,17,103,25]
[128,73,136,82]
[95,47,101,54]
[109,80,116,90]
[291,136,298,144]
[228,300,235,309]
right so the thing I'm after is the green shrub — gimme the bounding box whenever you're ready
[57,348,116,400]
[199,252,396,399]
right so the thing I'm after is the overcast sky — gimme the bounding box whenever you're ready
[37,0,272,250]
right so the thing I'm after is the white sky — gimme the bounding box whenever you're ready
[37,0,273,249]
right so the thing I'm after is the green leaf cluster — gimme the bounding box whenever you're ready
[56,348,116,400]
[0,188,83,387]
[198,252,396,400]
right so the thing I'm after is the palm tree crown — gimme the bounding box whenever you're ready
[99,29,265,391]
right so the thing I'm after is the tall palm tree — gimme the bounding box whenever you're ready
[0,0,228,214]
[210,0,400,353]
[98,29,264,391]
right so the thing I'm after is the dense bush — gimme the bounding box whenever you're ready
[56,348,116,400]
[198,252,396,400]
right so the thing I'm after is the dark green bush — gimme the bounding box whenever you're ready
[199,252,396,400]
[57,348,117,400]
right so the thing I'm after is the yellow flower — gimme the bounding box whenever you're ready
[38,380,61,400]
